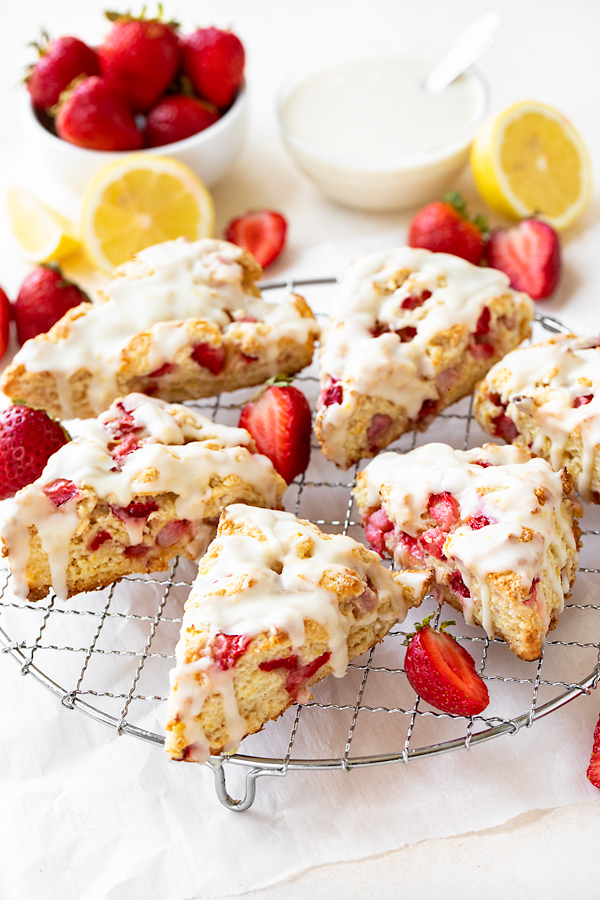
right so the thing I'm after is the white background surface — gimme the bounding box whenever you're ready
[1,0,600,898]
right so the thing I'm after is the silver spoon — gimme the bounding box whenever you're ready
[424,12,501,94]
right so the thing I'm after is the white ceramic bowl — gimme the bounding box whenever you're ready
[20,84,248,194]
[277,48,489,212]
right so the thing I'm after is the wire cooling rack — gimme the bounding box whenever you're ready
[1,278,599,812]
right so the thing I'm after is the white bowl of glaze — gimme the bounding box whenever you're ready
[20,84,248,194]
[277,47,489,212]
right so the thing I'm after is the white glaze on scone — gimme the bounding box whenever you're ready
[316,247,533,466]
[0,394,285,601]
[165,504,428,762]
[356,443,579,646]
[11,238,317,416]
[474,334,600,501]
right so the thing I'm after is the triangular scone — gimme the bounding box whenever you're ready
[1,238,319,419]
[354,443,581,661]
[314,247,533,468]
[165,504,429,763]
[0,394,286,602]
[474,334,600,503]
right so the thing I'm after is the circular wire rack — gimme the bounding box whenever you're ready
[1,277,599,812]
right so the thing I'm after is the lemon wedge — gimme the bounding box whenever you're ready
[470,100,592,230]
[80,154,215,273]
[7,184,80,262]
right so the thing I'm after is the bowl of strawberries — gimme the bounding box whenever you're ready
[21,12,247,192]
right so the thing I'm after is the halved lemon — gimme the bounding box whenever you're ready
[7,184,80,263]
[470,100,592,230]
[80,155,215,273]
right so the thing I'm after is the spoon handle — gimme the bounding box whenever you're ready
[424,12,501,94]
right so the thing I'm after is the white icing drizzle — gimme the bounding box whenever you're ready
[483,334,600,500]
[167,504,425,761]
[0,395,284,601]
[358,443,577,638]
[14,238,316,416]
[317,247,532,465]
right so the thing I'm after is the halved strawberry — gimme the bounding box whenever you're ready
[225,210,287,269]
[588,713,600,789]
[238,379,311,484]
[486,219,561,301]
[404,615,489,716]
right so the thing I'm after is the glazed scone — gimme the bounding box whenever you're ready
[314,247,533,469]
[165,504,429,763]
[1,238,319,419]
[354,443,581,661]
[0,394,286,602]
[473,334,600,503]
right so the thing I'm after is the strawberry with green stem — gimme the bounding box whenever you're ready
[408,192,488,265]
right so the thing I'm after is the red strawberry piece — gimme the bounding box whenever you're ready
[351,581,378,617]
[404,616,489,716]
[212,633,251,671]
[363,507,394,556]
[119,500,158,518]
[14,264,88,345]
[239,382,311,484]
[43,478,78,507]
[26,35,99,110]
[486,219,561,301]
[475,306,491,335]
[427,492,459,529]
[397,326,417,343]
[401,290,431,310]
[473,459,492,468]
[469,341,495,359]
[56,76,143,151]
[111,433,140,461]
[124,543,148,558]
[408,193,486,265]
[399,532,425,562]
[225,210,287,269]
[147,362,177,378]
[587,713,600,789]
[89,530,112,552]
[98,12,181,112]
[573,394,593,408]
[449,570,470,599]
[468,515,492,530]
[145,94,220,147]
[156,519,190,547]
[492,412,519,443]
[417,398,439,421]
[259,651,331,701]
[0,287,11,361]
[320,378,343,407]
[366,413,392,452]
[191,342,225,375]
[420,526,447,559]
[181,27,245,109]
[0,405,69,500]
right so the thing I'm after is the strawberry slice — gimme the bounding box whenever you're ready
[486,219,561,301]
[239,380,311,484]
[225,210,287,269]
[403,616,489,716]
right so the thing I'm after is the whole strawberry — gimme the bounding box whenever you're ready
[145,94,220,147]
[404,615,489,716]
[486,219,561,300]
[0,404,69,500]
[98,11,181,112]
[408,192,487,265]
[0,287,11,361]
[26,34,99,110]
[181,27,245,109]
[225,210,287,269]
[239,379,311,484]
[14,264,88,345]
[55,75,142,150]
